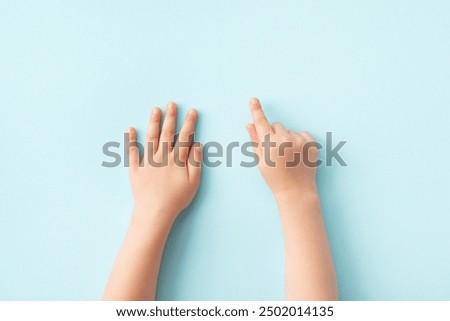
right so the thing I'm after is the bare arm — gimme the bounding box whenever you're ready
[277,191,337,300]
[103,103,202,300]
[246,98,337,300]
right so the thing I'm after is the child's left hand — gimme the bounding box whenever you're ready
[128,102,202,227]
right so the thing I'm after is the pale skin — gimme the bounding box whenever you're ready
[246,98,338,300]
[103,99,337,300]
[103,102,202,300]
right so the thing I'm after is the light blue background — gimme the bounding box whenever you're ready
[1,0,449,300]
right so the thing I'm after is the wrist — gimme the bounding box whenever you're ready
[274,187,320,210]
[132,203,179,232]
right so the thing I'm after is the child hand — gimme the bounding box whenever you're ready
[246,98,337,300]
[128,102,202,226]
[246,98,319,201]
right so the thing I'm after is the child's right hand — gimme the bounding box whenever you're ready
[246,98,319,203]
[246,99,337,300]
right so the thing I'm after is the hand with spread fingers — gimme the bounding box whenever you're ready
[128,102,202,223]
[246,98,338,301]
[103,102,202,301]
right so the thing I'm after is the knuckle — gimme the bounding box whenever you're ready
[293,136,306,147]
[146,135,159,141]
[301,130,315,142]
[162,129,175,137]
[255,117,268,124]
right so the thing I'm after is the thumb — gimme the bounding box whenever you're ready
[187,143,202,183]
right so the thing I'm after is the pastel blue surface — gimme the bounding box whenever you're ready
[1,1,449,300]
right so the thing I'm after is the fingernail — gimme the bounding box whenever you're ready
[250,97,260,104]
[167,102,176,110]
[189,108,197,116]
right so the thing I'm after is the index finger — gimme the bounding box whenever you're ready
[249,98,272,140]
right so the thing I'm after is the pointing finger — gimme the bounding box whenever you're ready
[249,98,272,140]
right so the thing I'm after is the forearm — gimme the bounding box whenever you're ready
[277,190,338,301]
[103,206,174,300]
